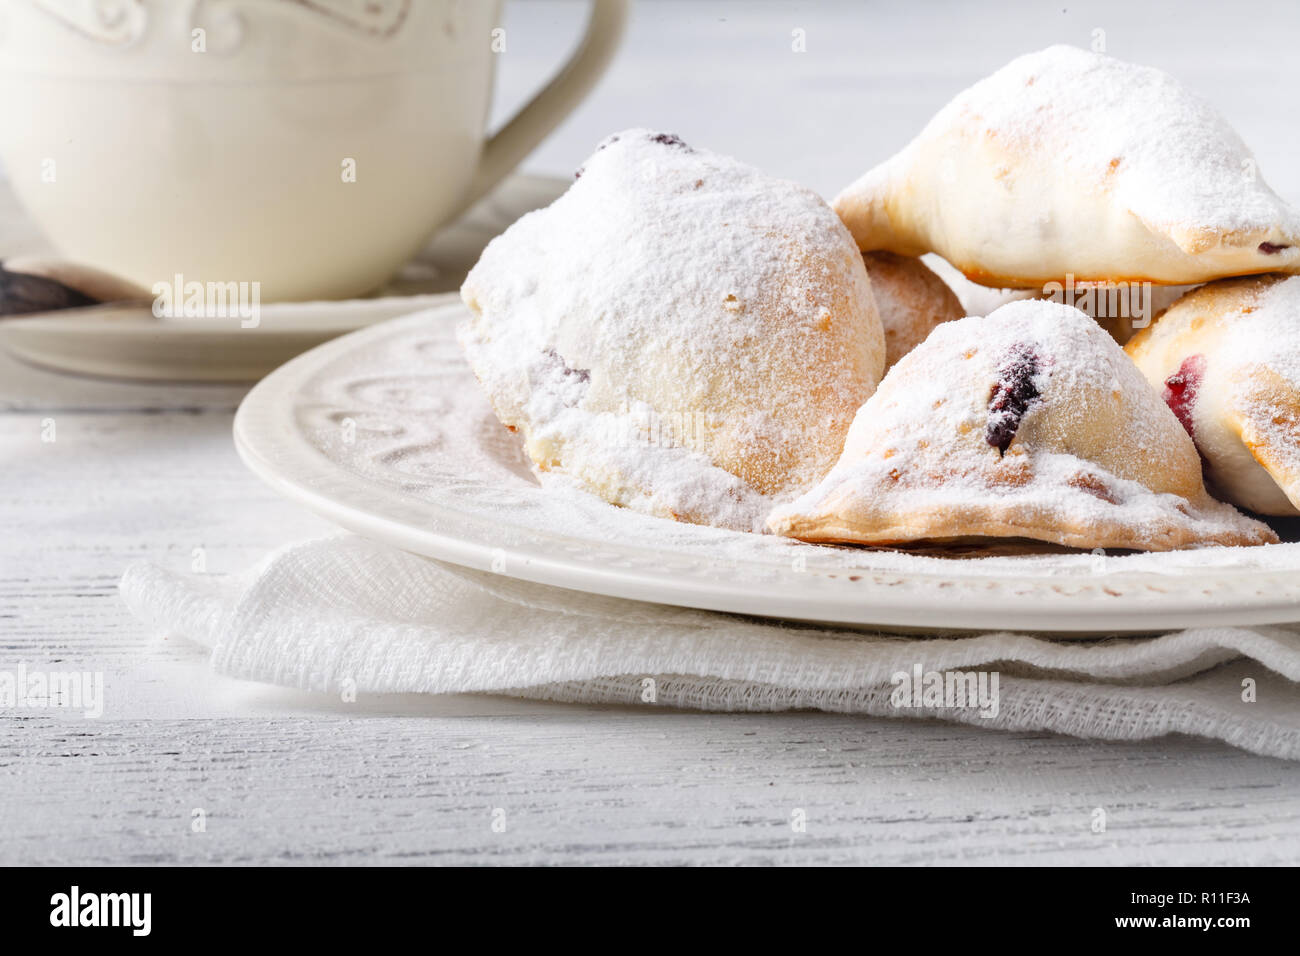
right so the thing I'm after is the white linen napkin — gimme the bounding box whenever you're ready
[119,534,1300,760]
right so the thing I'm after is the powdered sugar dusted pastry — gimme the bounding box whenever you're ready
[1126,275,1300,516]
[460,130,886,532]
[834,46,1300,288]
[768,300,1276,550]
[862,251,964,368]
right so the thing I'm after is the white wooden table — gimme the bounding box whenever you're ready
[3,0,1300,866]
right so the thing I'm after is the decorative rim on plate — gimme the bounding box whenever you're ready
[233,300,1300,634]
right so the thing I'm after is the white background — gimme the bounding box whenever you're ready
[495,0,1300,201]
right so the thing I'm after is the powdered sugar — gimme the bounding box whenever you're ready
[1125,275,1300,516]
[1218,275,1300,382]
[928,45,1300,238]
[1199,276,1300,511]
[836,46,1300,287]
[770,300,1276,550]
[459,129,882,531]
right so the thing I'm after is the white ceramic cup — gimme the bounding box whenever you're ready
[0,0,627,301]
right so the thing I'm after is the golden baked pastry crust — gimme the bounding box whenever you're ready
[459,130,886,531]
[1126,274,1300,516]
[769,300,1277,550]
[835,47,1300,289]
[862,252,965,368]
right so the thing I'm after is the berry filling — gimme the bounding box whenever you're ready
[542,347,590,385]
[575,134,623,178]
[648,132,690,149]
[576,133,689,178]
[1259,242,1290,255]
[1162,353,1205,437]
[985,343,1043,455]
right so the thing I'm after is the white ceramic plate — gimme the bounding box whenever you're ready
[234,301,1300,634]
[0,174,569,382]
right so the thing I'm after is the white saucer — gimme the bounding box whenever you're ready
[233,301,1300,635]
[0,174,569,382]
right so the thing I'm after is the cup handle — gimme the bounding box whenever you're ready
[455,0,629,216]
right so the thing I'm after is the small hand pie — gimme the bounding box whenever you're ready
[862,251,964,368]
[834,45,1300,288]
[460,130,886,532]
[768,300,1277,550]
[1126,275,1300,516]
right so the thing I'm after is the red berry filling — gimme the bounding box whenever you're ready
[1163,354,1205,437]
[986,343,1043,455]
